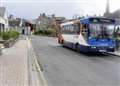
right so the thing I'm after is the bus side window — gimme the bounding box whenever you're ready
[62,26,64,33]
[61,26,63,33]
[62,26,65,33]
[77,24,80,34]
[74,24,79,34]
[65,26,67,34]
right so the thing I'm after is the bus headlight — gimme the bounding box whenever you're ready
[109,46,113,48]
[91,46,96,49]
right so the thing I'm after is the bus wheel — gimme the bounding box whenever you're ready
[75,44,80,52]
[61,39,64,44]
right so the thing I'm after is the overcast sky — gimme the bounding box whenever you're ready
[1,0,120,19]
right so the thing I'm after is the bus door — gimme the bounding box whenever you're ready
[80,23,88,40]
[77,23,88,45]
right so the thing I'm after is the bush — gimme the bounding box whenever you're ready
[9,31,20,39]
[34,29,56,36]
[34,31,39,35]
[1,31,19,40]
[2,32,10,40]
[0,32,1,36]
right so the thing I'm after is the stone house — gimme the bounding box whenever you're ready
[36,13,65,35]
[8,17,23,33]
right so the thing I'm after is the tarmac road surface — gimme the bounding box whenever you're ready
[31,36,120,86]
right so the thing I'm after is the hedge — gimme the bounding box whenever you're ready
[1,31,20,40]
[34,29,56,36]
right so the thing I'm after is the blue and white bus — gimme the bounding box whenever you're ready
[58,17,116,52]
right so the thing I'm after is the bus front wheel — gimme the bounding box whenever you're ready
[75,44,80,52]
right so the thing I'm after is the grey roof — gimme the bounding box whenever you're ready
[0,7,6,17]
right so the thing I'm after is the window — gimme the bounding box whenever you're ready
[89,24,115,39]
[61,24,80,34]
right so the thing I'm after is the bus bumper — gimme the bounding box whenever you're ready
[88,46,115,52]
[79,45,115,53]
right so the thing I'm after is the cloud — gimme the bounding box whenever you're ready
[1,0,120,19]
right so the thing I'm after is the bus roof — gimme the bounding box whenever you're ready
[80,17,116,24]
[60,17,116,27]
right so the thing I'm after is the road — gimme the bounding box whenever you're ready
[31,36,120,86]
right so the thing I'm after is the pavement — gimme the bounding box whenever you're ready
[0,36,47,86]
[31,36,120,86]
[108,49,120,56]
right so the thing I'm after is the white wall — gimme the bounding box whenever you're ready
[0,17,5,24]
[0,13,9,32]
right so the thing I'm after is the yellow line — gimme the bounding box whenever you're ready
[27,37,48,86]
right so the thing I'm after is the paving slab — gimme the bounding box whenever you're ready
[0,36,47,86]
[108,50,120,56]
[0,38,28,86]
